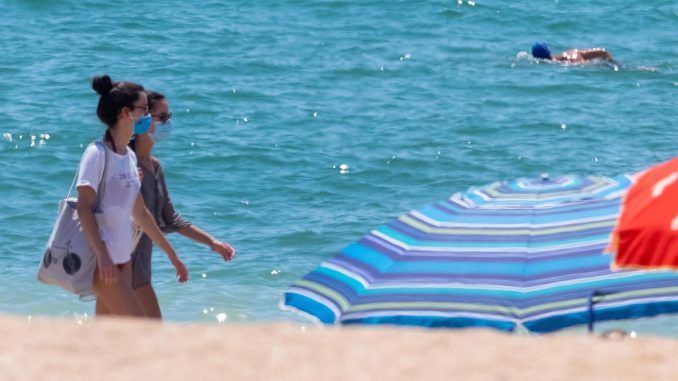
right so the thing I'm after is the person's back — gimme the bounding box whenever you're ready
[531,42,618,67]
[553,48,615,64]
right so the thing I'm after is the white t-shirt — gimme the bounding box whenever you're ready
[76,140,141,264]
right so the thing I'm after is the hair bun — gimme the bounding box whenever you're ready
[92,75,113,96]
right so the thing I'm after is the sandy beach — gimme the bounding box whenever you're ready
[0,314,675,381]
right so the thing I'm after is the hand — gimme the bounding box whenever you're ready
[97,255,119,286]
[137,166,144,181]
[171,257,189,283]
[210,240,235,261]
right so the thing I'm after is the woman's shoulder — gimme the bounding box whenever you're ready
[89,139,107,152]
[150,156,164,172]
[81,140,106,161]
[77,140,107,176]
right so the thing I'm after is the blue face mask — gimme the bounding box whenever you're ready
[151,119,172,143]
[133,114,152,135]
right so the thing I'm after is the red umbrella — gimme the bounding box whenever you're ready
[610,156,678,270]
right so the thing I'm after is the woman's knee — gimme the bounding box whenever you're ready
[134,284,162,319]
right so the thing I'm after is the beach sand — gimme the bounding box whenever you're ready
[0,314,675,381]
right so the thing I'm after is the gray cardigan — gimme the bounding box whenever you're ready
[131,157,190,288]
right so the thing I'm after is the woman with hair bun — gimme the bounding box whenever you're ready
[78,75,188,317]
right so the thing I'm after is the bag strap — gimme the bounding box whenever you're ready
[93,141,109,211]
[65,167,79,200]
[65,140,109,211]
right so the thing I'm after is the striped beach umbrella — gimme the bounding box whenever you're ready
[281,175,678,333]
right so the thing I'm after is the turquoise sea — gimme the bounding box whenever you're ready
[1,1,676,335]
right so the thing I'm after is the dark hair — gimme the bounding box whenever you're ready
[146,90,166,112]
[128,136,137,152]
[92,75,145,128]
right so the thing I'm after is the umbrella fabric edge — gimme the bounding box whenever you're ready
[524,299,678,333]
[282,292,337,324]
[342,315,516,332]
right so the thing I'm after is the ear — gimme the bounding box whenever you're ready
[118,106,132,120]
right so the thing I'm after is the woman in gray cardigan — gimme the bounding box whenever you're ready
[129,90,236,319]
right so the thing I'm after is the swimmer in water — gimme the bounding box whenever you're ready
[531,41,619,68]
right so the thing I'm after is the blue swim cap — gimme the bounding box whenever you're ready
[531,42,552,59]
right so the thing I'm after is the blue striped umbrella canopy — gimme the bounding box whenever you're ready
[282,175,678,333]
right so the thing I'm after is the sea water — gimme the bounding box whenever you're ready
[0,0,676,335]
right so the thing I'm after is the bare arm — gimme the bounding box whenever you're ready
[132,194,188,282]
[177,224,235,261]
[77,186,117,285]
[581,49,618,65]
[156,161,234,261]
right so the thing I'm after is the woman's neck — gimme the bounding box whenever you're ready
[134,137,153,165]
[106,126,130,155]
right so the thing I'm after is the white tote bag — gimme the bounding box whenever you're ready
[38,142,108,299]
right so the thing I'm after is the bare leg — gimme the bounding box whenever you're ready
[93,262,145,318]
[134,284,162,320]
[95,298,111,315]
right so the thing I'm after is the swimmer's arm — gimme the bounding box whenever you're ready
[581,49,618,65]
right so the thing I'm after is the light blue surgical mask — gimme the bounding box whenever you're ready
[134,114,152,135]
[151,119,172,143]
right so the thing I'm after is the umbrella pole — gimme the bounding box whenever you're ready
[587,291,610,334]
